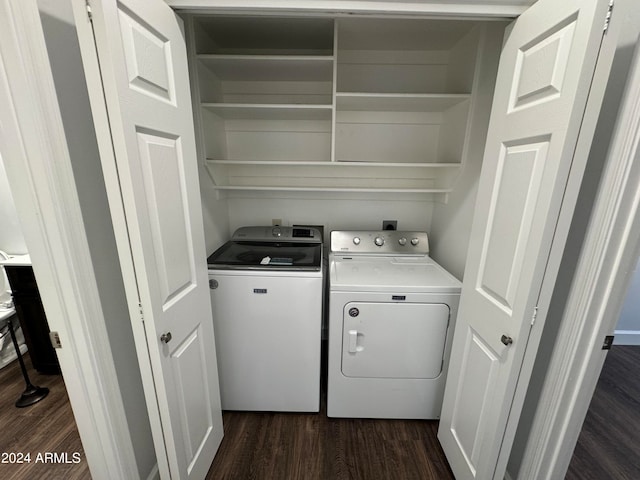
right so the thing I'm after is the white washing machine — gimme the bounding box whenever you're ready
[207,226,323,412]
[327,230,461,419]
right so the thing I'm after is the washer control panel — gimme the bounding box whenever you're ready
[331,231,429,255]
[232,226,321,243]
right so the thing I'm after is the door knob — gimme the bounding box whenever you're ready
[160,332,172,344]
[501,335,513,346]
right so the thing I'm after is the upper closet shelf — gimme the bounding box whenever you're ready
[336,93,471,112]
[201,103,333,120]
[189,15,481,196]
[204,159,462,194]
[198,55,334,82]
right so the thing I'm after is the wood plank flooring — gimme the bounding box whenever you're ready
[0,352,89,480]
[206,406,454,479]
[207,339,454,479]
[566,345,640,480]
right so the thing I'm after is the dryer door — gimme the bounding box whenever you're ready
[342,302,450,379]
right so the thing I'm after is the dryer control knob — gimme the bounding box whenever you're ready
[411,237,420,246]
[353,237,361,245]
[398,237,407,246]
[374,236,385,247]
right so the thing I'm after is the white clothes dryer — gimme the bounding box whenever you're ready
[327,230,461,419]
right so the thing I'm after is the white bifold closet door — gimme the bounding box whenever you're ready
[71,0,224,478]
[438,0,617,479]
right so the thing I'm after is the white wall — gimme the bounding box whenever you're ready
[428,23,505,280]
[227,194,433,246]
[0,155,27,254]
[199,171,231,254]
[614,256,640,345]
[36,1,156,477]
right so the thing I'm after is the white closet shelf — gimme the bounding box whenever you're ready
[207,160,461,168]
[201,103,333,120]
[198,54,334,82]
[205,159,461,194]
[336,93,470,111]
[211,186,452,193]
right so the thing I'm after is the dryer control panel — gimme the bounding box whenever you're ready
[330,231,429,255]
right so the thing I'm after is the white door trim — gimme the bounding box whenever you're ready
[516,37,640,480]
[0,1,137,478]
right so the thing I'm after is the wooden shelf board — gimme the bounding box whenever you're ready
[212,185,452,193]
[198,54,334,82]
[201,103,333,120]
[336,93,470,111]
[207,159,461,168]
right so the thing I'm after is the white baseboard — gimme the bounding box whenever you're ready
[613,330,640,345]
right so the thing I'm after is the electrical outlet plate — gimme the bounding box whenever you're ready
[383,220,397,230]
[272,218,282,226]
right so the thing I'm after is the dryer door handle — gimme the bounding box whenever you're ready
[348,330,359,353]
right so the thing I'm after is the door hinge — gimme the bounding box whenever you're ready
[85,0,93,20]
[49,331,62,349]
[603,0,614,33]
[138,302,144,322]
[531,306,539,326]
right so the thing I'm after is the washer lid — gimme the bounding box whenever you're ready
[208,240,322,271]
[330,255,461,292]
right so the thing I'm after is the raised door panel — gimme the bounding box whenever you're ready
[118,5,176,103]
[136,130,196,306]
[447,327,500,476]
[509,17,576,112]
[170,325,213,473]
[477,139,549,313]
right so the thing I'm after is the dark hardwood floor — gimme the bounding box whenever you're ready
[206,337,454,479]
[566,345,640,480]
[206,405,454,479]
[0,352,89,480]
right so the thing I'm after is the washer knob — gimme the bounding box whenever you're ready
[398,237,407,246]
[272,227,282,237]
[411,237,420,246]
[353,237,361,245]
[374,236,385,247]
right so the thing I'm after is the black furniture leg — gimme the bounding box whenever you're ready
[6,316,48,407]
